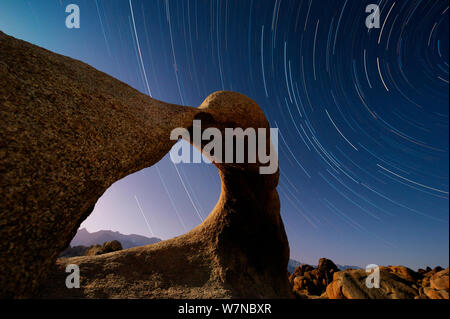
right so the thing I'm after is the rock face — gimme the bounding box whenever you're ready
[418,268,449,299]
[325,266,449,299]
[429,268,449,291]
[419,266,443,288]
[289,261,449,300]
[289,258,339,297]
[422,287,448,299]
[60,240,123,258]
[0,31,291,298]
[378,266,422,283]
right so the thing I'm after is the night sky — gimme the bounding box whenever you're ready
[0,0,448,269]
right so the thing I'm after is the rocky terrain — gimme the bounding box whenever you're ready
[289,258,339,297]
[287,258,360,273]
[60,240,123,258]
[289,258,449,299]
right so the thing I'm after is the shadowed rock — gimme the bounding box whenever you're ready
[325,265,450,299]
[84,240,123,256]
[0,31,291,298]
[429,268,449,291]
[289,258,339,297]
[380,265,424,283]
[419,268,449,299]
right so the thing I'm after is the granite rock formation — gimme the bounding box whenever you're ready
[289,258,338,297]
[288,261,449,299]
[419,267,449,299]
[325,266,449,299]
[419,266,442,287]
[0,31,291,298]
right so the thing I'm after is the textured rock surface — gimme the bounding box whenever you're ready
[326,268,420,299]
[416,268,449,299]
[84,240,123,256]
[324,266,449,300]
[288,262,449,299]
[289,258,338,297]
[379,266,422,284]
[420,266,443,288]
[421,287,449,299]
[429,268,449,291]
[0,31,291,298]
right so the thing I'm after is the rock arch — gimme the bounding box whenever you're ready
[0,31,292,298]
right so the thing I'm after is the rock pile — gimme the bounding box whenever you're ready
[84,240,123,256]
[0,31,291,298]
[289,260,449,299]
[289,258,338,297]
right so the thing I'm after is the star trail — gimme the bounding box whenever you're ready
[0,0,447,269]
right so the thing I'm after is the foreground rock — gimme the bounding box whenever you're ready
[429,268,449,291]
[0,31,291,298]
[326,268,418,299]
[419,268,449,299]
[288,261,449,299]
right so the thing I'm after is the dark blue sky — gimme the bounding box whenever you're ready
[1,0,448,269]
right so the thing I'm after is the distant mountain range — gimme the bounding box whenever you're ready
[288,258,361,273]
[70,228,161,249]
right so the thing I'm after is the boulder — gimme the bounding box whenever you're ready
[318,258,339,274]
[429,268,449,291]
[84,240,123,256]
[326,269,419,299]
[422,287,449,299]
[290,258,338,297]
[379,266,421,283]
[421,267,444,288]
[0,30,291,298]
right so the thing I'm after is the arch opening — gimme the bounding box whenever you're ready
[62,143,221,258]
